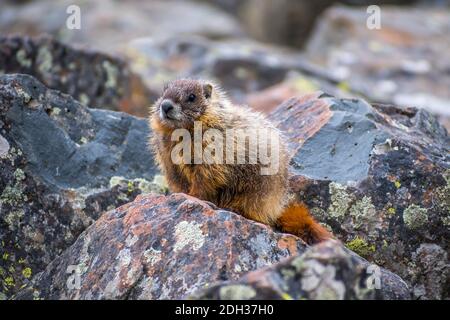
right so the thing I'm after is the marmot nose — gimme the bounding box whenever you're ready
[161,100,174,115]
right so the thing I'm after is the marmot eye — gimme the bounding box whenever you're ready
[187,94,196,102]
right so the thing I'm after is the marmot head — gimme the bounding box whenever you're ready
[152,79,217,130]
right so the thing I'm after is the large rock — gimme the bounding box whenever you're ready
[125,35,342,104]
[306,6,450,130]
[0,74,160,298]
[192,240,410,300]
[269,93,449,299]
[0,0,243,52]
[0,35,152,116]
[15,193,409,300]
[14,193,307,300]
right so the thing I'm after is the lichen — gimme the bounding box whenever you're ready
[328,182,352,221]
[219,285,256,300]
[143,248,162,266]
[79,93,90,106]
[109,175,168,194]
[103,60,119,88]
[403,204,428,230]
[436,169,450,214]
[0,184,26,207]
[15,86,31,103]
[173,221,205,252]
[15,49,32,68]
[36,46,53,75]
[22,267,32,279]
[346,236,375,258]
[349,196,377,230]
[387,207,396,216]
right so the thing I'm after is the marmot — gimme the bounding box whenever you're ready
[149,79,331,244]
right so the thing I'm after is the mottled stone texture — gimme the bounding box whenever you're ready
[192,240,410,300]
[0,35,152,116]
[306,6,450,130]
[15,193,410,300]
[269,93,449,299]
[0,74,160,298]
[14,193,307,300]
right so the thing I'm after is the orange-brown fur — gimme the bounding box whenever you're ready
[149,79,332,244]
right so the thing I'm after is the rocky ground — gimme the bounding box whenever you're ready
[0,1,449,300]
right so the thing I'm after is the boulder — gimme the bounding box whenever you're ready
[0,74,161,298]
[15,193,409,300]
[192,240,410,300]
[0,35,152,116]
[0,0,243,52]
[125,35,341,104]
[269,93,449,299]
[14,193,307,300]
[306,5,450,130]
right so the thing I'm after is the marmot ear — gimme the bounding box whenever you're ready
[203,83,213,99]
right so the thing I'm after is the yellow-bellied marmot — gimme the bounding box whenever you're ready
[149,79,331,244]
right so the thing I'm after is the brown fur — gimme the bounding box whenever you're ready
[149,79,332,244]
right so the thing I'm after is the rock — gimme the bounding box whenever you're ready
[192,240,410,300]
[269,93,449,299]
[306,5,450,130]
[245,74,357,114]
[14,193,308,300]
[0,74,159,298]
[14,194,409,300]
[0,0,243,52]
[125,35,339,104]
[0,35,153,116]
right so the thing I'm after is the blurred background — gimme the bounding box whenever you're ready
[1,0,449,129]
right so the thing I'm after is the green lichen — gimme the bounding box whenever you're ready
[79,93,90,106]
[13,169,25,181]
[15,86,31,103]
[4,276,14,287]
[109,175,168,195]
[346,237,376,258]
[394,181,401,189]
[219,285,256,300]
[328,182,352,221]
[403,204,428,230]
[436,170,450,213]
[4,209,25,229]
[349,196,376,229]
[102,60,119,88]
[15,49,32,68]
[22,267,32,279]
[387,207,396,215]
[0,185,25,207]
[36,46,53,75]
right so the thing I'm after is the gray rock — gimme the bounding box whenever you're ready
[0,35,153,116]
[0,74,159,298]
[192,240,410,300]
[14,193,410,300]
[270,93,449,299]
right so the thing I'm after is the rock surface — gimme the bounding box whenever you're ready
[125,35,343,105]
[306,6,450,129]
[0,0,243,52]
[192,240,410,300]
[14,193,307,300]
[0,35,152,116]
[269,93,449,299]
[14,193,410,300]
[0,74,160,298]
